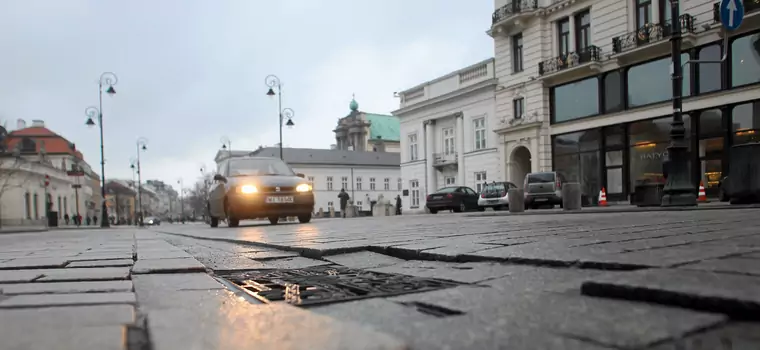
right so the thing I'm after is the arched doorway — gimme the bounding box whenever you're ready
[511,146,532,187]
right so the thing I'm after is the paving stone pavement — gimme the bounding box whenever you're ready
[0,208,759,349]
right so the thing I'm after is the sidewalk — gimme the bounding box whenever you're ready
[0,207,759,349]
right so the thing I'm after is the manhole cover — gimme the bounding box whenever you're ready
[220,265,461,307]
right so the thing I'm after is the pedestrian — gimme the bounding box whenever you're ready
[64,214,70,225]
[338,189,350,218]
[86,216,91,226]
[93,215,98,226]
[395,195,402,215]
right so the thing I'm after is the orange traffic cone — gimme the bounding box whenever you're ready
[598,187,608,206]
[698,181,708,202]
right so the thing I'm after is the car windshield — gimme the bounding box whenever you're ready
[484,183,506,193]
[435,187,459,194]
[228,158,295,177]
[527,173,555,183]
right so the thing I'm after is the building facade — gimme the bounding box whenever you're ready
[393,59,499,212]
[214,148,402,214]
[334,98,401,153]
[1,120,98,225]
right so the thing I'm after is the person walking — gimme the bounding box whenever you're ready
[338,189,350,218]
[395,195,402,215]
[64,213,70,226]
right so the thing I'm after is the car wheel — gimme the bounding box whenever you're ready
[268,216,279,225]
[298,215,312,223]
[209,217,219,228]
[429,209,438,214]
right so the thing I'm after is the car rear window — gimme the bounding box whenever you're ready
[484,183,506,192]
[527,173,555,183]
[435,187,459,194]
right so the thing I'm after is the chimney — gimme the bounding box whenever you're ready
[16,119,26,130]
[31,120,44,127]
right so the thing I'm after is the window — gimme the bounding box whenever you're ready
[398,178,402,191]
[697,45,722,94]
[731,33,760,88]
[475,172,487,192]
[356,201,362,207]
[513,33,524,73]
[636,0,652,28]
[24,192,31,219]
[553,130,601,204]
[444,176,456,185]
[473,118,486,150]
[356,177,362,191]
[326,176,333,191]
[629,116,691,189]
[733,102,760,145]
[408,134,419,161]
[327,201,334,208]
[660,0,679,24]
[443,128,456,155]
[575,10,591,51]
[307,176,315,186]
[603,71,623,113]
[552,78,599,123]
[341,176,348,190]
[627,55,690,108]
[557,18,570,56]
[63,197,68,216]
[369,177,376,190]
[384,178,390,190]
[33,193,39,219]
[410,180,420,207]
[513,98,525,119]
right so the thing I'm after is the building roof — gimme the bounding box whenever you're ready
[225,147,400,167]
[365,114,400,142]
[6,126,84,159]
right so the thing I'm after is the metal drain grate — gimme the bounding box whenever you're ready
[220,265,461,307]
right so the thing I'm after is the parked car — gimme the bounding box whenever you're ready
[524,171,565,209]
[207,156,315,227]
[144,216,160,226]
[426,186,482,214]
[719,175,730,202]
[477,181,518,210]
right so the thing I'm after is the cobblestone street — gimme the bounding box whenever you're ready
[1,208,760,349]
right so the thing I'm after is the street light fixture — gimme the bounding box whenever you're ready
[136,137,148,226]
[177,178,185,223]
[265,74,295,160]
[85,71,118,228]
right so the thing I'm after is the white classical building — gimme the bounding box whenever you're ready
[214,147,402,213]
[393,59,499,212]
[1,120,99,226]
[397,0,760,207]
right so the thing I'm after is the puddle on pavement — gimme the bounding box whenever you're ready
[218,265,461,307]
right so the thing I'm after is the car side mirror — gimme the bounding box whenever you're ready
[296,173,305,178]
[213,174,226,182]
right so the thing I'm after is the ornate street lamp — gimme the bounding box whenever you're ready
[265,74,295,160]
[85,72,118,227]
[135,137,148,226]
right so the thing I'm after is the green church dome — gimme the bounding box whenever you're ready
[349,98,359,111]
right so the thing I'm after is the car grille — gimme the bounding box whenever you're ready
[259,186,296,193]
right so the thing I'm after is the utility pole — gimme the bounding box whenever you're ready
[662,0,696,207]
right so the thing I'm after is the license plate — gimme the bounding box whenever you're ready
[266,196,294,204]
[535,198,548,202]
[488,200,499,204]
[433,196,443,199]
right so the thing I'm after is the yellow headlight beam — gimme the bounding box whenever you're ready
[296,184,312,192]
[240,185,258,194]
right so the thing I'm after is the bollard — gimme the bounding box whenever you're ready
[508,188,524,213]
[345,204,358,218]
[562,182,582,210]
[329,207,335,218]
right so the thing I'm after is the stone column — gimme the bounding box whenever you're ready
[568,15,576,53]
[530,137,539,173]
[456,114,465,185]
[425,120,437,194]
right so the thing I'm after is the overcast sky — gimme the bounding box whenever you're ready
[0,0,493,192]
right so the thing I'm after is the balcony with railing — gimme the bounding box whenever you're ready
[538,45,602,81]
[433,152,458,168]
[489,0,538,36]
[611,14,696,63]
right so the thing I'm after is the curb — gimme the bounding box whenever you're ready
[466,203,760,217]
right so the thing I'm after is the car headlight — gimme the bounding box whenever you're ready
[296,184,312,192]
[240,185,258,194]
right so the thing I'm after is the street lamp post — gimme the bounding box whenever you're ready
[135,138,148,226]
[85,72,117,227]
[661,0,696,207]
[177,179,185,224]
[265,75,295,160]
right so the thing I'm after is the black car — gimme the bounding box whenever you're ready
[425,186,482,214]
[207,156,315,227]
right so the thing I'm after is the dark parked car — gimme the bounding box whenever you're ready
[426,186,482,214]
[207,156,315,227]
[524,171,565,209]
[478,181,517,210]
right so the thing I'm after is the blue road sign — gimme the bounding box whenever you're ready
[720,0,745,31]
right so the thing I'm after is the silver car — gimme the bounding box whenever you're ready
[477,181,517,210]
[524,171,565,209]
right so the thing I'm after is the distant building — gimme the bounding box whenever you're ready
[214,147,401,214]
[334,97,400,153]
[0,120,99,225]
